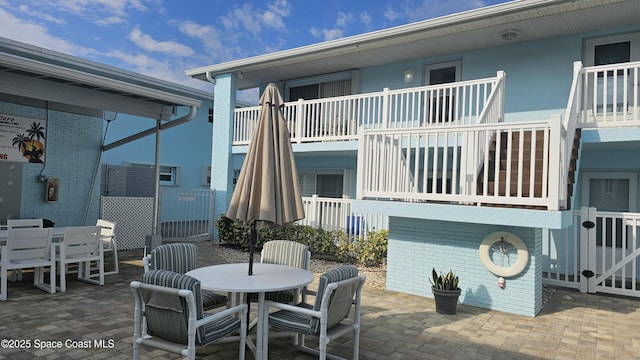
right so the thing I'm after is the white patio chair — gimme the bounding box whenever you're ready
[6,218,44,281]
[263,265,366,360]
[96,219,119,276]
[1,227,56,301]
[56,225,103,292]
[131,270,247,360]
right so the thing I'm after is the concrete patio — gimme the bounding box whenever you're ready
[1,240,639,359]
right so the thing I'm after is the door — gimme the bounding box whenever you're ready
[580,172,640,296]
[424,60,461,124]
[584,33,640,116]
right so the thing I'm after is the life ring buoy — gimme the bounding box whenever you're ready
[479,231,528,277]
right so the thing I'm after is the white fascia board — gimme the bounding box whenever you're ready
[0,70,174,119]
[0,53,202,108]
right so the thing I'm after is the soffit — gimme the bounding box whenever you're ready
[187,0,640,90]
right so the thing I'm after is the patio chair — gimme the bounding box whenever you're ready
[96,219,119,275]
[56,225,103,292]
[252,240,311,303]
[131,270,247,360]
[6,218,43,281]
[263,265,366,360]
[1,228,56,301]
[143,243,228,310]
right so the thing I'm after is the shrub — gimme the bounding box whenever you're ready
[214,214,387,267]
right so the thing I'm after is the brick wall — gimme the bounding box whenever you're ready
[1,101,102,226]
[387,216,542,316]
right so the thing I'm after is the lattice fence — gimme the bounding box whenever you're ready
[100,196,153,250]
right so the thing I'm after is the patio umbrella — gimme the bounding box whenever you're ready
[226,83,305,275]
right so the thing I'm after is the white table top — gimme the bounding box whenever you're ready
[186,263,314,293]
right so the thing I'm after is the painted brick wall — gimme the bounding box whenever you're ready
[387,216,542,317]
[211,74,236,229]
[1,101,102,226]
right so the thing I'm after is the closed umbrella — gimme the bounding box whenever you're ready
[226,83,305,275]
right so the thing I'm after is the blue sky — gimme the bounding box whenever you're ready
[0,0,509,94]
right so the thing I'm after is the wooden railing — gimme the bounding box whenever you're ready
[232,72,505,145]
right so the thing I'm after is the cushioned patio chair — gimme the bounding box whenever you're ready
[253,240,311,302]
[263,264,366,360]
[1,227,56,301]
[131,270,247,360]
[143,243,228,310]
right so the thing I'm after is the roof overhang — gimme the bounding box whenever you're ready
[187,0,640,90]
[0,37,209,120]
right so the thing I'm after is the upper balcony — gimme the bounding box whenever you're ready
[232,72,505,146]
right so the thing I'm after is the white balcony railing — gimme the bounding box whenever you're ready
[297,195,388,239]
[356,119,565,210]
[233,72,505,145]
[578,60,640,127]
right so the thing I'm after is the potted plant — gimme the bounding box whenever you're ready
[430,268,461,315]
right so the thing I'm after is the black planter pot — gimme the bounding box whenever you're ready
[432,287,461,315]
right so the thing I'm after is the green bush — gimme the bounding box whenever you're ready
[214,214,387,267]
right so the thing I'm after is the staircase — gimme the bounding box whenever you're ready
[478,129,581,210]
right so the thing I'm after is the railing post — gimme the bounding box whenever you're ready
[548,115,562,211]
[356,127,366,200]
[296,98,304,143]
[382,87,390,128]
[496,71,506,122]
[309,194,319,227]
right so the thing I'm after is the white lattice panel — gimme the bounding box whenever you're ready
[101,196,153,250]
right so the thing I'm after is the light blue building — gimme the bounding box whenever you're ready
[0,37,207,246]
[187,0,640,316]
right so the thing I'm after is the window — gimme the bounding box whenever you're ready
[202,166,211,186]
[288,79,352,101]
[298,172,344,198]
[128,162,179,186]
[208,108,214,123]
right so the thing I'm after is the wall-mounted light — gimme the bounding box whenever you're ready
[404,69,414,84]
[501,29,519,41]
[236,71,244,79]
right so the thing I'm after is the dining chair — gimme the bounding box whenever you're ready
[143,243,228,310]
[57,225,104,292]
[253,240,311,303]
[6,218,44,281]
[96,219,119,276]
[1,227,56,301]
[263,265,366,360]
[130,270,248,360]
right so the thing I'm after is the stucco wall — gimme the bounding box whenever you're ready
[387,216,543,317]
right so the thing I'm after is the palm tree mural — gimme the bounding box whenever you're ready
[12,133,29,153]
[27,121,46,142]
[12,121,46,163]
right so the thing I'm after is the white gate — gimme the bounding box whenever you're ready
[159,188,215,241]
[580,207,640,297]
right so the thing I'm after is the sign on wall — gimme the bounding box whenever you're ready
[0,113,47,163]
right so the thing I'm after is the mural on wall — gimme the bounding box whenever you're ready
[0,113,47,163]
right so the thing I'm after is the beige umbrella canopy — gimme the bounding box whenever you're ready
[226,83,305,275]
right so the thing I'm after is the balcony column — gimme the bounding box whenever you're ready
[211,73,237,227]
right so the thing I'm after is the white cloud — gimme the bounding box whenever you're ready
[56,0,148,17]
[335,12,352,27]
[0,7,92,57]
[384,5,400,22]
[128,26,195,56]
[17,4,65,25]
[360,11,372,29]
[178,20,225,55]
[310,27,343,42]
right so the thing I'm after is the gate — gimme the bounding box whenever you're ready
[159,188,215,241]
[580,207,640,296]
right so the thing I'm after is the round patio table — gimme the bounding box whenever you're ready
[186,263,313,360]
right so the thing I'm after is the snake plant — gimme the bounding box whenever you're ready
[430,268,460,290]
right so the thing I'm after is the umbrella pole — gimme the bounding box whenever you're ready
[248,224,256,275]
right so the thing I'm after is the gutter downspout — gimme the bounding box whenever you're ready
[102,105,198,151]
[101,105,198,236]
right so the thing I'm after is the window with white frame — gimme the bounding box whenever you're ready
[128,162,179,186]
